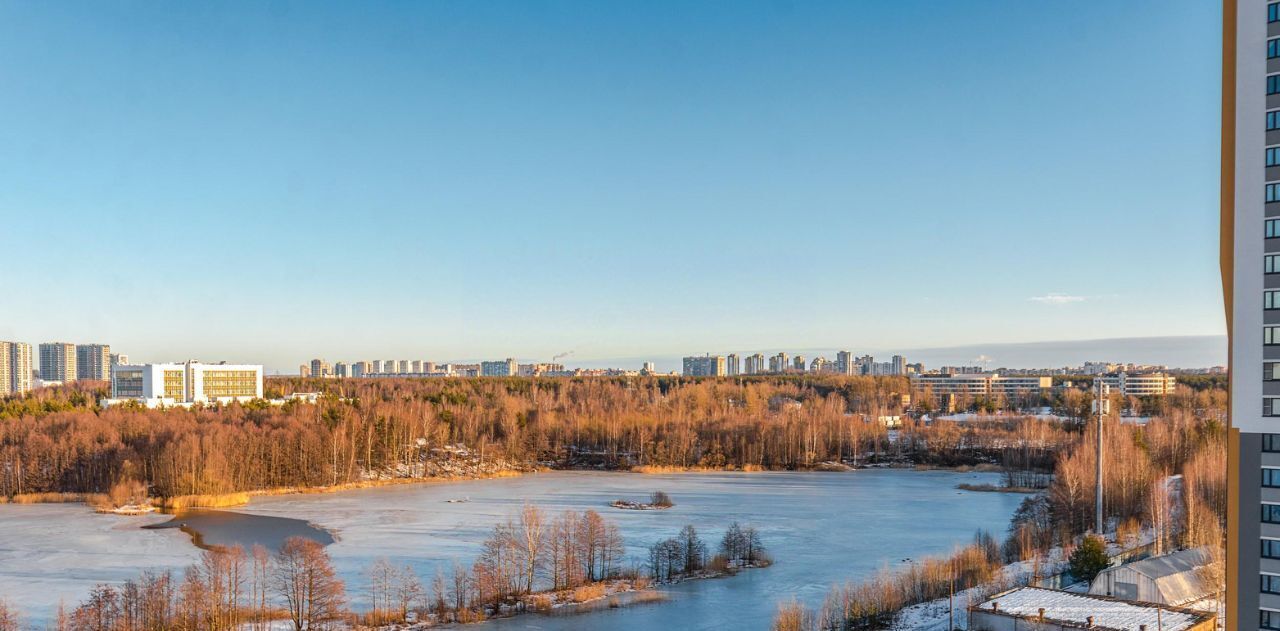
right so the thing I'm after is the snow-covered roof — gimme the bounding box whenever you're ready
[972,587,1212,631]
[1099,547,1213,605]
[1117,547,1210,580]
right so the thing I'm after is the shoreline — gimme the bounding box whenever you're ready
[1,462,1016,510]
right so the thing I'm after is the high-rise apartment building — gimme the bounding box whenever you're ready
[768,353,789,374]
[0,341,33,395]
[310,359,333,378]
[726,353,740,376]
[76,344,111,380]
[38,342,77,383]
[836,350,854,375]
[891,355,907,376]
[682,355,726,377]
[744,353,765,375]
[480,358,518,377]
[1226,3,1276,625]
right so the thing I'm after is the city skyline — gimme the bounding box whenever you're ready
[0,1,1225,366]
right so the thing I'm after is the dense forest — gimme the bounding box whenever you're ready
[0,375,1224,501]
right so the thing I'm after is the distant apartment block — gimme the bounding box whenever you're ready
[726,353,740,376]
[480,358,518,377]
[1096,372,1178,397]
[517,362,565,377]
[642,361,656,375]
[108,361,264,407]
[910,373,1052,397]
[310,359,332,378]
[38,342,77,383]
[0,341,33,395]
[768,353,788,373]
[682,355,726,377]
[835,350,854,375]
[744,353,765,375]
[76,344,111,380]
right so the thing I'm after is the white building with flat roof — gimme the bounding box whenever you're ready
[106,361,263,407]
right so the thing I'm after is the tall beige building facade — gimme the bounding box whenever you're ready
[0,341,33,395]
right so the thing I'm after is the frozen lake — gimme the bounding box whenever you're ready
[0,470,1024,628]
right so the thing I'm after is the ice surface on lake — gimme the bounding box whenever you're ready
[240,470,1023,630]
[0,470,1023,630]
[0,505,200,622]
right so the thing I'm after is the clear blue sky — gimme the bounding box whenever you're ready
[0,1,1225,371]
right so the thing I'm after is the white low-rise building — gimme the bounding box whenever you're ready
[105,361,263,407]
[1096,372,1179,396]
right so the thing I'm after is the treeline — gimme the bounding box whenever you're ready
[0,376,1223,499]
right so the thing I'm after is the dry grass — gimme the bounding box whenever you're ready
[571,584,608,603]
[631,464,766,474]
[625,591,668,606]
[10,492,94,504]
[529,594,554,612]
[160,492,250,510]
[241,468,527,499]
[454,608,486,623]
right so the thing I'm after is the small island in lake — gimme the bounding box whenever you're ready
[611,490,674,511]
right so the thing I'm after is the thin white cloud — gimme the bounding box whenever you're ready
[1029,293,1086,305]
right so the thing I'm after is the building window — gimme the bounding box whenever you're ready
[1271,75,1280,95]
[1268,435,1280,452]
[1268,540,1280,560]
[1271,291,1280,310]
[1270,185,1280,204]
[1267,574,1280,595]
[1273,3,1280,23]
[1268,365,1280,383]
[1266,504,1280,523]
[1271,147,1280,167]
[1271,255,1280,274]
[1268,327,1280,345]
[1266,469,1280,488]
[1272,112,1280,131]
[1265,608,1280,631]
[1269,399,1280,418]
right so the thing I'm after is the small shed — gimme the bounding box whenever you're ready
[1088,547,1213,606]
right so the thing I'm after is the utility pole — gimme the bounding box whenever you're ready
[948,556,955,631]
[1094,378,1106,535]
